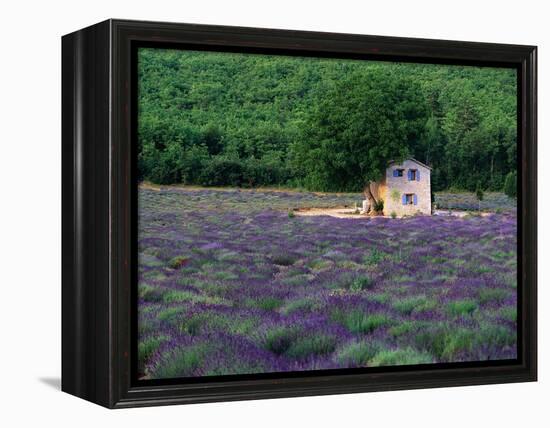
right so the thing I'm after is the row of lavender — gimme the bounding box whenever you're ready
[138,187,517,379]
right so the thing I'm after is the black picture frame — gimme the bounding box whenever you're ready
[62,19,537,408]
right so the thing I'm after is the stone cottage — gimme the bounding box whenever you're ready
[377,158,432,216]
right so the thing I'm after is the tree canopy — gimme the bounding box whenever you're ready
[289,69,429,192]
[137,48,517,192]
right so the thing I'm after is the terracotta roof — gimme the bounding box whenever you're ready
[388,158,432,170]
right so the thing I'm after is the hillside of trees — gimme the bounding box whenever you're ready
[137,48,517,192]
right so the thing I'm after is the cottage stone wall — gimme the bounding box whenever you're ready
[382,160,431,216]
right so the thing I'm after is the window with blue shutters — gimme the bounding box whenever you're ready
[404,194,415,205]
[394,169,404,177]
[408,169,418,181]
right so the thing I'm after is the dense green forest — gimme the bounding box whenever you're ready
[137,48,517,192]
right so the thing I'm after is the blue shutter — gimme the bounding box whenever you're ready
[402,194,407,205]
[416,170,420,181]
[413,194,418,205]
[393,169,398,177]
[407,170,412,181]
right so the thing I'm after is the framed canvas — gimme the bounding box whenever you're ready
[61,19,537,408]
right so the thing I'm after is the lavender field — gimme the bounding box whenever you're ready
[138,186,517,380]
